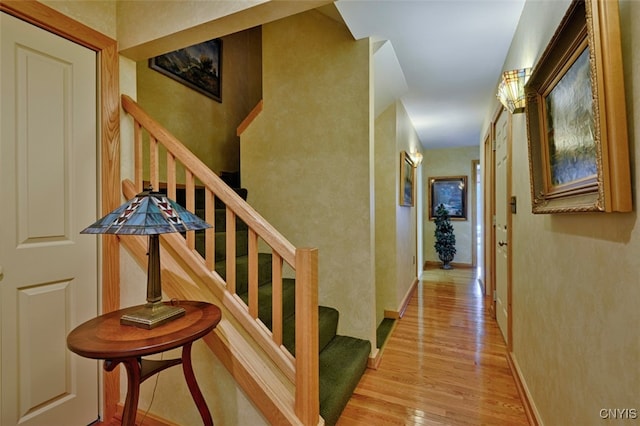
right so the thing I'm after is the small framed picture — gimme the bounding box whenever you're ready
[428,176,467,220]
[399,151,415,207]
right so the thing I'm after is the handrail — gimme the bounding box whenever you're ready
[120,95,319,425]
[237,100,263,136]
[122,95,296,266]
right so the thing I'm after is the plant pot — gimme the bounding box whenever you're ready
[439,253,454,270]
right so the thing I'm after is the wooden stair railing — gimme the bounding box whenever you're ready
[120,94,319,425]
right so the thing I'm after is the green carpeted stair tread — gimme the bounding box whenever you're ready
[238,278,296,328]
[172,185,247,215]
[214,229,249,259]
[195,228,249,260]
[214,253,272,295]
[187,189,370,426]
[319,335,371,426]
[282,306,339,356]
[212,209,249,232]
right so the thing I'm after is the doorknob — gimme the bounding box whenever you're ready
[498,241,507,247]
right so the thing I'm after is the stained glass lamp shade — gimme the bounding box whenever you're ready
[497,68,531,114]
[81,188,211,329]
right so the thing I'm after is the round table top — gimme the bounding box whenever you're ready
[67,301,221,360]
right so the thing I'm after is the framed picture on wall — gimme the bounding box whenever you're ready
[428,176,467,220]
[399,151,415,207]
[149,38,222,102]
[524,0,631,213]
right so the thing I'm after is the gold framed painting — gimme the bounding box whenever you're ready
[428,176,467,220]
[524,0,631,213]
[399,151,415,207]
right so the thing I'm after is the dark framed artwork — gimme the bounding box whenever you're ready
[149,38,222,102]
[524,0,631,213]
[399,151,415,207]
[428,176,467,220]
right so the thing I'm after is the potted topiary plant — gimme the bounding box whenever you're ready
[434,203,456,269]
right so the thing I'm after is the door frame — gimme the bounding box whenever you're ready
[0,1,120,420]
[505,110,513,351]
[483,125,495,308]
[471,159,480,271]
[486,104,513,350]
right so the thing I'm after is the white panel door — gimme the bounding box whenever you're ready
[1,12,99,426]
[494,110,509,343]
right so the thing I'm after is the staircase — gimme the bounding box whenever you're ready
[182,185,371,425]
[121,95,370,425]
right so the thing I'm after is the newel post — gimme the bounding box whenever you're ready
[295,248,319,425]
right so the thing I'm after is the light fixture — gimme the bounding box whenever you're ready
[497,68,531,114]
[81,187,211,329]
[408,151,423,167]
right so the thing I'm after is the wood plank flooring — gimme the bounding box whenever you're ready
[337,267,529,425]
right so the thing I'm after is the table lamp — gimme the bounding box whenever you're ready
[81,187,211,329]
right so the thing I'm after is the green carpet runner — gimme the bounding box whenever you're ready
[182,186,370,425]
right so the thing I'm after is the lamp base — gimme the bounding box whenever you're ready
[120,302,186,329]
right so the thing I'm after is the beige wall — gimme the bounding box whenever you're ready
[119,251,268,426]
[394,103,421,307]
[116,0,331,60]
[122,19,268,426]
[39,2,269,424]
[136,27,262,178]
[374,101,422,326]
[241,10,376,343]
[42,0,116,39]
[423,146,479,266]
[375,105,396,325]
[125,19,266,426]
[486,1,640,424]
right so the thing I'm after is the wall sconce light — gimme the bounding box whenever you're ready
[497,68,531,114]
[408,151,423,167]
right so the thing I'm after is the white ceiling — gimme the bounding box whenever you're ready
[334,0,526,150]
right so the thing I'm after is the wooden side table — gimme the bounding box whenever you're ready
[67,301,221,426]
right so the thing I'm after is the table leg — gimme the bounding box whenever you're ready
[120,358,142,426]
[181,342,213,425]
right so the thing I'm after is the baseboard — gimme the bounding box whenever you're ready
[110,403,179,426]
[368,317,394,369]
[367,347,382,370]
[383,309,399,320]
[398,278,418,318]
[368,311,402,370]
[506,351,542,426]
[477,277,486,295]
[424,260,474,269]
[382,278,418,320]
[369,279,417,370]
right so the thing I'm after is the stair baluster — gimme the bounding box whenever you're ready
[121,94,319,424]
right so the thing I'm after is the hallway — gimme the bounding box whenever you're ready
[338,267,529,425]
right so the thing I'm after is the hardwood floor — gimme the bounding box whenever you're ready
[94,404,178,426]
[338,267,529,425]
